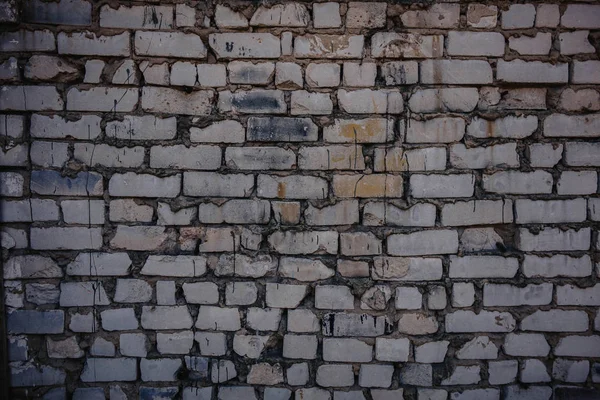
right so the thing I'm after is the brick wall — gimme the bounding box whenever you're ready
[1,0,600,399]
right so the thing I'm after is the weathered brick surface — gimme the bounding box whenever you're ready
[2,1,600,398]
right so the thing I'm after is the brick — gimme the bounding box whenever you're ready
[248,117,318,142]
[555,336,600,357]
[4,255,62,279]
[0,85,63,111]
[299,145,364,171]
[199,199,270,224]
[323,313,390,336]
[483,171,553,194]
[449,256,519,278]
[291,91,333,115]
[467,4,497,28]
[142,87,213,115]
[448,32,504,56]
[11,363,66,387]
[249,308,282,331]
[190,64,224,87]
[395,286,422,310]
[32,227,102,250]
[228,61,274,85]
[210,33,280,59]
[557,284,600,306]
[1,30,55,52]
[400,364,432,386]
[110,225,170,251]
[67,87,137,112]
[364,202,436,227]
[374,147,446,172]
[343,62,376,87]
[509,33,552,55]
[497,60,568,84]
[529,143,563,167]
[110,199,153,223]
[559,31,594,55]
[518,227,590,251]
[219,89,286,114]
[371,33,443,58]
[415,341,448,364]
[324,118,394,143]
[516,199,586,224]
[109,173,180,198]
[446,310,516,333]
[346,2,386,28]
[305,200,359,225]
[190,120,244,143]
[24,0,91,25]
[421,60,493,84]
[376,338,410,362]
[403,117,465,143]
[25,55,78,82]
[258,174,328,199]
[211,360,237,383]
[276,62,303,89]
[484,283,552,306]
[323,338,372,362]
[250,3,309,27]
[67,252,131,276]
[0,115,24,138]
[502,4,535,29]
[536,4,560,27]
[544,113,600,137]
[141,306,193,330]
[283,335,318,359]
[317,364,353,387]
[266,283,307,308]
[214,5,248,28]
[565,142,600,166]
[387,230,457,256]
[269,230,337,255]
[100,5,173,29]
[522,310,588,333]
[150,145,221,170]
[442,200,513,226]
[341,232,381,256]
[410,174,474,198]
[572,61,600,84]
[313,2,341,28]
[58,31,129,56]
[450,143,519,169]
[333,174,402,198]
[60,282,109,306]
[295,34,364,59]
[524,254,592,278]
[409,88,478,113]
[0,172,22,197]
[561,4,600,28]
[338,89,402,114]
[74,143,143,168]
[381,62,418,85]
[372,257,442,281]
[61,199,104,225]
[7,310,64,334]
[184,172,253,197]
[135,31,205,58]
[305,63,340,87]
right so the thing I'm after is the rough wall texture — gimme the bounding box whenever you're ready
[1,0,600,399]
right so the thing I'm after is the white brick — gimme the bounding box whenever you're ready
[483,171,552,194]
[515,199,586,224]
[410,174,474,198]
[518,227,590,251]
[387,230,458,256]
[447,32,504,56]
